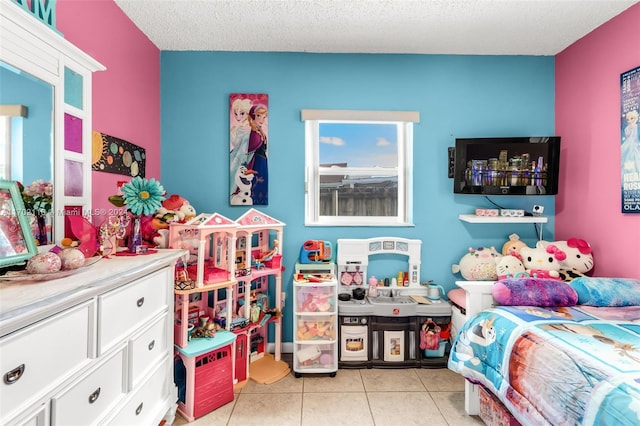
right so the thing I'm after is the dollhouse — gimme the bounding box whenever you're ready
[170,208,286,421]
[233,208,286,382]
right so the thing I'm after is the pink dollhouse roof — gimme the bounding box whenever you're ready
[235,208,285,228]
[189,212,237,229]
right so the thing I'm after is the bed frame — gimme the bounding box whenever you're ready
[453,280,496,415]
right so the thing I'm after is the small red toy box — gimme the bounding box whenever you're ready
[175,331,237,422]
[189,345,234,419]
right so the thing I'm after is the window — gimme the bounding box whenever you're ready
[0,105,27,181]
[0,116,10,179]
[302,109,419,226]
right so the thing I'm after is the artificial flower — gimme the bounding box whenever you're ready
[18,179,53,215]
[120,177,166,216]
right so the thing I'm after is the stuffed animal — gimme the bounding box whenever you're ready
[153,194,196,230]
[520,242,566,280]
[501,233,529,256]
[495,252,528,279]
[452,247,502,281]
[151,194,197,248]
[540,238,594,281]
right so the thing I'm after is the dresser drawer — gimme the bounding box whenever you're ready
[5,402,48,426]
[128,311,169,389]
[51,347,125,426]
[108,356,171,426]
[0,302,92,421]
[98,268,170,354]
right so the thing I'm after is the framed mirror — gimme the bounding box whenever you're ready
[0,1,104,243]
[1,61,54,243]
[0,180,38,268]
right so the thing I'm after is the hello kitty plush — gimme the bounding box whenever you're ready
[495,252,528,279]
[452,247,502,281]
[540,238,594,281]
[520,242,566,280]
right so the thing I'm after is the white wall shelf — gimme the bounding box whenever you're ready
[458,214,548,224]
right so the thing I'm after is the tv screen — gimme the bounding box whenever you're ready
[453,136,561,195]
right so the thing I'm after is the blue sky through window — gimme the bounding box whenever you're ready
[319,122,398,168]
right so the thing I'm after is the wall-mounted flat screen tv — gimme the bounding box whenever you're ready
[453,136,561,195]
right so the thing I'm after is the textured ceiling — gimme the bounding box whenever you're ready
[114,0,639,55]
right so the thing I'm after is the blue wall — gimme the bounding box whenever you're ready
[160,52,556,341]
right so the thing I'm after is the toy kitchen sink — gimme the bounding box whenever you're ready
[335,237,451,369]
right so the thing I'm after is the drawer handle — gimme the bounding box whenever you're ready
[148,340,155,351]
[4,364,25,385]
[136,297,145,307]
[135,402,143,415]
[88,387,101,404]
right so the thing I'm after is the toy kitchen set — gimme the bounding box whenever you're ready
[296,237,452,371]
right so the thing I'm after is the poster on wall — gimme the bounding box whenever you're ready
[91,131,146,178]
[621,66,640,213]
[229,93,269,206]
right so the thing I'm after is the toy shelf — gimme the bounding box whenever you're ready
[458,214,548,224]
[293,263,338,378]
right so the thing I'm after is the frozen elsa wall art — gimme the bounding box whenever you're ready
[229,94,269,206]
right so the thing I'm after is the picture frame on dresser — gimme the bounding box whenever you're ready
[0,180,37,268]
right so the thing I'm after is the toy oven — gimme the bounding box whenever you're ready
[339,316,368,362]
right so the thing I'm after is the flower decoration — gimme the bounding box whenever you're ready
[110,177,166,216]
[18,180,53,215]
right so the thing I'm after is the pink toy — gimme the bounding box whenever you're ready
[301,292,331,312]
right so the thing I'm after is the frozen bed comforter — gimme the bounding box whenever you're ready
[448,303,640,425]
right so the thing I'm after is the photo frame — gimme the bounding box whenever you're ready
[0,180,38,268]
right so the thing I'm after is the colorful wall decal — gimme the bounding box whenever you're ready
[92,130,146,177]
[229,93,269,206]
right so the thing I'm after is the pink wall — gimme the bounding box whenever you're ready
[556,3,640,278]
[56,0,161,221]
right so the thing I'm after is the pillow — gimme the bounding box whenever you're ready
[492,278,578,307]
[569,277,640,307]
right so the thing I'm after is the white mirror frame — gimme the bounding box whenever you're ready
[0,0,104,243]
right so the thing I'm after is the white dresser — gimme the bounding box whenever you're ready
[0,250,185,426]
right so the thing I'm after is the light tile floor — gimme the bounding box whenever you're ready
[173,357,483,426]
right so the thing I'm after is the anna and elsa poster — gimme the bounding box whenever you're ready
[621,66,640,213]
[229,93,269,206]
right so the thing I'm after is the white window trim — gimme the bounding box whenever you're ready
[302,109,419,227]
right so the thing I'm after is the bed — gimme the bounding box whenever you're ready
[448,276,640,426]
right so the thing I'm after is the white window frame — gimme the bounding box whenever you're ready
[302,109,419,227]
